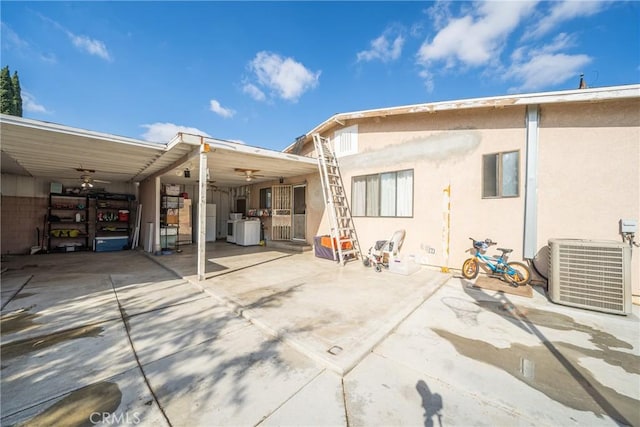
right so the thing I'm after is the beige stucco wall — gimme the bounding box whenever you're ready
[537,100,640,297]
[331,107,527,269]
[308,99,639,300]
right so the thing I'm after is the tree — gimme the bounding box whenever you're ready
[12,71,22,117]
[0,66,23,116]
[0,66,15,115]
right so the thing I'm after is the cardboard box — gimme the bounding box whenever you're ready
[50,182,63,194]
[165,184,181,196]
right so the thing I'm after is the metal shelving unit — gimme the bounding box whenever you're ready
[47,193,89,253]
[94,193,134,252]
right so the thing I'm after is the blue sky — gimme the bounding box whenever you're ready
[2,1,638,150]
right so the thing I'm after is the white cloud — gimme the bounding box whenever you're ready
[357,29,405,63]
[22,91,51,114]
[242,83,266,101]
[504,32,591,91]
[418,70,435,93]
[527,0,608,39]
[417,1,537,67]
[247,51,320,102]
[426,0,453,30]
[505,40,591,92]
[1,22,57,63]
[1,22,28,50]
[140,123,210,144]
[69,33,112,61]
[39,14,112,61]
[209,99,235,118]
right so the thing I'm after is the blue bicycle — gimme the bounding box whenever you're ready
[461,238,531,286]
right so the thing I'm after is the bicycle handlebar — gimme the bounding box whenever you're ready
[469,237,497,246]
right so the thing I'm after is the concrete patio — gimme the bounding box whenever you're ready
[1,244,639,426]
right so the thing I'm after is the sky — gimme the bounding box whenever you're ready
[1,1,638,151]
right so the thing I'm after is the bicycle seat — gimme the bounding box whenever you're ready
[497,248,513,254]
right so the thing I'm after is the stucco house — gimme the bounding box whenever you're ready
[1,83,639,306]
[283,84,640,304]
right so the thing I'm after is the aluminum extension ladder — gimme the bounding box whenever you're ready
[313,133,362,264]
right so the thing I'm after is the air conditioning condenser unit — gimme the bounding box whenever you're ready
[548,239,631,315]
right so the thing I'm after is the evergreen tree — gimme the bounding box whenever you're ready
[0,66,15,115]
[12,71,22,117]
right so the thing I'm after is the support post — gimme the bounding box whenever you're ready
[197,142,210,281]
[523,105,539,259]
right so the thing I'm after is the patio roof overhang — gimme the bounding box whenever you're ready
[0,114,318,187]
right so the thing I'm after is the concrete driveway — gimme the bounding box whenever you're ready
[1,246,638,426]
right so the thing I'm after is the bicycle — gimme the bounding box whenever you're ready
[461,237,531,286]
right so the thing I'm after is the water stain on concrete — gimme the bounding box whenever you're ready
[11,292,35,300]
[1,309,40,335]
[432,328,640,426]
[18,381,122,427]
[1,325,103,360]
[475,301,634,351]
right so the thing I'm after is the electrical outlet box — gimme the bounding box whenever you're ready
[620,219,638,234]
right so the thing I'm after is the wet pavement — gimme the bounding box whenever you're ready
[1,247,639,426]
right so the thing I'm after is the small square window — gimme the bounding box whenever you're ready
[482,151,519,198]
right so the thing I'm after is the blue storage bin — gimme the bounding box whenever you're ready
[94,236,129,252]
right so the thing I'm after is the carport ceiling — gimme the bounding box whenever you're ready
[161,133,319,187]
[1,115,318,188]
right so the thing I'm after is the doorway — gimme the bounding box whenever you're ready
[292,184,306,241]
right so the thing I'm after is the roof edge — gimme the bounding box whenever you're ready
[176,133,318,165]
[0,114,167,150]
[285,83,640,152]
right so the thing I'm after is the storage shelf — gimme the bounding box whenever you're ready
[48,193,89,253]
[49,221,89,224]
[49,246,89,253]
[95,193,133,252]
[50,193,86,198]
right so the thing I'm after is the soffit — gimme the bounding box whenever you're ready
[0,116,318,188]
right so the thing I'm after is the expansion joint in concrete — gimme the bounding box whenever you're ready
[109,275,173,427]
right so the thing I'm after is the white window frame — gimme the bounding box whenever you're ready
[333,125,358,157]
[351,169,414,218]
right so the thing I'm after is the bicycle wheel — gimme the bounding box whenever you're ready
[503,261,531,286]
[461,258,479,280]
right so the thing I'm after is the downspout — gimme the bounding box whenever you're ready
[523,105,540,259]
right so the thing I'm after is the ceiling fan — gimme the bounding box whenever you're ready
[235,168,264,182]
[76,168,111,188]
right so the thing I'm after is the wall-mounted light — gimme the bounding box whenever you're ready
[184,169,191,178]
[279,176,284,184]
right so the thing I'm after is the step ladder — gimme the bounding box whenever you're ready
[313,133,362,265]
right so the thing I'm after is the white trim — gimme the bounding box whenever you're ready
[0,113,166,150]
[176,133,317,166]
[285,84,640,152]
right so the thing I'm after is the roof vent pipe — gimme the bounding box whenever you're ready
[578,73,587,89]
